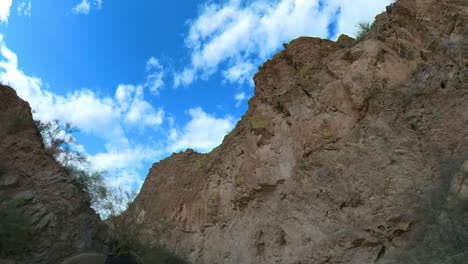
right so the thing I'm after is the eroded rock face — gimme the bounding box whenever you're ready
[0,85,107,263]
[132,0,468,263]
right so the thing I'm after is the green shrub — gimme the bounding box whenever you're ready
[67,166,107,205]
[0,194,32,257]
[355,21,375,42]
[35,119,108,208]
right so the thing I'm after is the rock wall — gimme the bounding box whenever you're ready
[0,85,107,263]
[132,0,468,263]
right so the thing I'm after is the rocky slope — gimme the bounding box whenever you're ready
[131,0,468,263]
[0,85,107,263]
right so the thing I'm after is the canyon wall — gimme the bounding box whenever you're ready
[132,0,468,263]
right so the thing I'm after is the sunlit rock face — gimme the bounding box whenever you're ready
[0,85,107,264]
[131,0,468,263]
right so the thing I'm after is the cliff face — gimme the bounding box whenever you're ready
[0,85,107,263]
[132,0,468,263]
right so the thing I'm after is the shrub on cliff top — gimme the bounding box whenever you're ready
[355,20,375,42]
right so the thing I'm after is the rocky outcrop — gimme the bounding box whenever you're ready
[131,0,468,263]
[0,85,107,263]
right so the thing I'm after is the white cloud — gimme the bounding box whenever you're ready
[234,92,246,107]
[0,35,165,190]
[90,144,163,190]
[73,0,90,15]
[0,0,12,22]
[169,107,234,153]
[116,84,164,127]
[173,68,195,88]
[73,0,102,15]
[0,43,125,146]
[175,0,392,87]
[223,62,255,85]
[145,57,165,94]
[0,37,165,142]
[17,2,31,17]
[53,90,129,146]
[91,146,161,172]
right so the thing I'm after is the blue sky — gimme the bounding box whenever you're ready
[0,0,393,192]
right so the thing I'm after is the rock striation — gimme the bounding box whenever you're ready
[0,85,107,263]
[132,0,468,263]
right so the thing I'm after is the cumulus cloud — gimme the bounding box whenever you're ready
[173,68,195,88]
[73,0,102,15]
[17,2,32,17]
[0,0,12,22]
[73,0,90,15]
[0,37,164,140]
[91,145,162,174]
[0,35,164,188]
[0,43,125,146]
[223,61,255,85]
[234,92,246,107]
[145,57,165,94]
[175,0,393,87]
[90,144,163,189]
[169,107,234,153]
[115,84,164,127]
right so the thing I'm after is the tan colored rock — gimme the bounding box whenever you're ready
[336,34,355,48]
[0,86,107,263]
[131,0,468,263]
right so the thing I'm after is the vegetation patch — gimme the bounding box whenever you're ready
[106,196,187,264]
[355,21,376,42]
[208,192,220,205]
[234,175,245,187]
[35,120,108,208]
[33,119,187,263]
[194,199,205,211]
[250,116,270,130]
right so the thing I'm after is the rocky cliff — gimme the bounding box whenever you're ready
[131,0,468,263]
[0,85,107,263]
